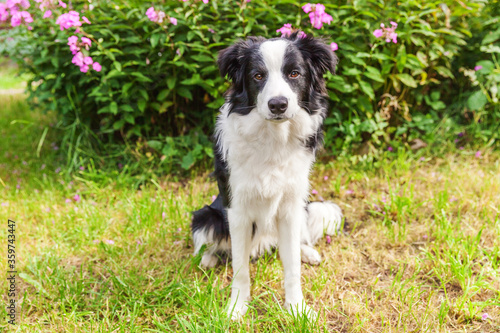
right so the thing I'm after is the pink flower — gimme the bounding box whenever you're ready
[81,37,91,47]
[169,17,177,25]
[475,151,481,158]
[330,42,338,52]
[326,235,331,244]
[79,166,84,171]
[302,3,333,29]
[0,4,9,22]
[311,189,318,195]
[388,146,394,152]
[423,234,428,240]
[449,196,458,202]
[80,65,89,73]
[136,240,143,245]
[72,52,84,67]
[208,28,215,33]
[211,195,217,202]
[105,239,115,245]
[297,31,307,39]
[68,35,78,44]
[65,198,72,204]
[162,212,166,219]
[84,56,93,65]
[202,0,209,3]
[373,22,398,43]
[93,239,100,244]
[302,3,312,13]
[146,7,157,21]
[474,65,483,71]
[92,62,102,72]
[73,194,81,202]
[323,176,328,181]
[11,11,32,27]
[81,16,90,24]
[345,189,354,195]
[1,202,8,207]
[146,7,165,23]
[276,23,293,37]
[56,11,82,31]
[58,0,67,8]
[373,29,383,38]
[69,44,79,55]
[481,313,489,321]
[43,10,51,18]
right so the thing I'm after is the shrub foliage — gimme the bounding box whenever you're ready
[1,0,498,171]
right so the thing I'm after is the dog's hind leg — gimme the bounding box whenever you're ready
[191,200,230,268]
[305,201,343,245]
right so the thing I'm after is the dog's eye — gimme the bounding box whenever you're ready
[254,73,263,80]
[289,70,300,78]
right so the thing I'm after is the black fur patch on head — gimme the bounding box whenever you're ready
[217,36,266,115]
[285,32,337,152]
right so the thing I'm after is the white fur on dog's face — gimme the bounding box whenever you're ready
[256,40,301,122]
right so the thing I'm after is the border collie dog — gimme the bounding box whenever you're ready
[191,33,343,319]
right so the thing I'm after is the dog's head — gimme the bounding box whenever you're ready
[217,33,337,122]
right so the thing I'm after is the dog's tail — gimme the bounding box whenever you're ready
[305,201,344,245]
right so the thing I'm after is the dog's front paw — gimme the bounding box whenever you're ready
[301,245,321,265]
[200,253,218,268]
[285,301,317,321]
[227,298,249,321]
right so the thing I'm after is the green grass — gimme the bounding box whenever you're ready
[0,94,499,332]
[0,59,31,91]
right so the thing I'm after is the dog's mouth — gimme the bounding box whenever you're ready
[265,115,293,123]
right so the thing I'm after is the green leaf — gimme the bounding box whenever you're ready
[343,68,362,76]
[121,104,134,112]
[113,61,122,72]
[468,90,487,111]
[113,119,125,130]
[138,99,147,112]
[181,152,195,169]
[482,28,500,45]
[177,87,193,100]
[124,114,135,124]
[147,140,163,151]
[122,82,133,95]
[435,66,454,79]
[157,89,170,101]
[109,102,118,114]
[396,45,407,73]
[396,74,417,88]
[151,33,161,48]
[358,80,375,100]
[364,66,384,83]
[167,77,176,89]
[130,72,152,83]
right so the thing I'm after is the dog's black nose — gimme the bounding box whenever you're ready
[268,97,288,114]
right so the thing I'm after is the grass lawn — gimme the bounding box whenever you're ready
[0,60,31,92]
[0,93,499,332]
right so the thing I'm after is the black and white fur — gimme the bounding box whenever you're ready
[191,33,342,319]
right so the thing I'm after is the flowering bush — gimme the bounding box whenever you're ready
[0,0,497,171]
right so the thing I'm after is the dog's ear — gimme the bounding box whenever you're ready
[217,40,247,83]
[293,34,338,76]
